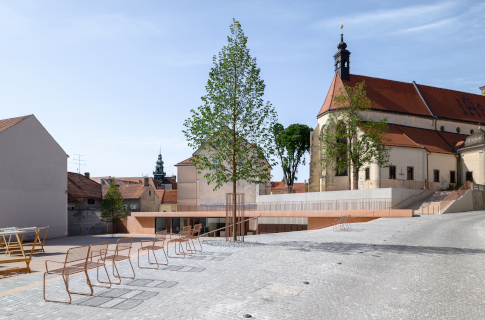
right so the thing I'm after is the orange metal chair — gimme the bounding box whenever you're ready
[44,245,92,304]
[85,241,111,288]
[186,224,202,253]
[104,238,135,285]
[167,226,192,259]
[138,230,168,269]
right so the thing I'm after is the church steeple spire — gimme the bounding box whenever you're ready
[153,149,166,182]
[334,24,351,81]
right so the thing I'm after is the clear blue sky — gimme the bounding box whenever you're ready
[0,0,483,182]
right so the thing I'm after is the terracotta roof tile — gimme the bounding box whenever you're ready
[68,172,102,202]
[397,126,454,154]
[102,183,147,199]
[436,131,467,152]
[176,157,197,166]
[270,181,306,193]
[318,74,430,117]
[417,83,485,123]
[155,190,165,204]
[382,125,423,149]
[0,115,33,134]
[162,190,177,204]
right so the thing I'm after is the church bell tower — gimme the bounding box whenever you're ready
[334,25,351,81]
[153,149,166,182]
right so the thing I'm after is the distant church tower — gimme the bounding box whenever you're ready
[334,25,351,81]
[153,149,166,182]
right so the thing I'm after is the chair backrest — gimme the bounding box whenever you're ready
[115,237,133,256]
[154,230,167,241]
[181,226,192,238]
[192,224,201,237]
[89,241,109,261]
[64,245,91,266]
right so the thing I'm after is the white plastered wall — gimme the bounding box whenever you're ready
[0,116,67,238]
[377,146,427,183]
[460,147,485,185]
[427,153,458,190]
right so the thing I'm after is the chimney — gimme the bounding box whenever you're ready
[480,85,485,96]
[84,172,90,179]
[144,177,149,186]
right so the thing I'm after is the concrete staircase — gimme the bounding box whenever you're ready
[405,191,452,215]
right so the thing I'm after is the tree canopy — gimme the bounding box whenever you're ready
[273,123,312,191]
[100,178,126,235]
[319,81,390,189]
[182,19,277,240]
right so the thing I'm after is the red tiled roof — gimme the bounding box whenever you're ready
[417,83,485,123]
[68,172,102,202]
[176,157,197,166]
[154,190,177,204]
[318,74,430,117]
[382,125,423,149]
[0,115,33,134]
[436,131,467,152]
[102,184,147,199]
[395,126,453,154]
[318,74,485,125]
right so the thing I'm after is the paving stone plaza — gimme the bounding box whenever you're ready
[2,211,485,319]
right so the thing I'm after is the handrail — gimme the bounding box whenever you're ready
[392,189,430,209]
[439,181,472,214]
[198,216,261,238]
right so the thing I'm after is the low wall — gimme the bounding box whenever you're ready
[257,188,430,209]
[308,217,376,230]
[443,190,485,214]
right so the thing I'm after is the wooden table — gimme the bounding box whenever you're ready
[0,229,40,275]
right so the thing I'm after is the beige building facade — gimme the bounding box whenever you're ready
[0,115,68,238]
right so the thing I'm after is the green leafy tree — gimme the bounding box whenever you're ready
[101,178,127,236]
[183,19,277,241]
[319,81,390,189]
[273,123,312,192]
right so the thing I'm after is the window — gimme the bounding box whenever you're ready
[456,127,461,133]
[389,166,396,179]
[336,61,340,68]
[450,171,456,183]
[440,126,444,131]
[434,170,440,183]
[335,122,348,176]
[407,167,414,180]
[212,160,218,172]
[470,129,474,134]
[87,199,95,205]
[365,168,370,180]
[466,171,473,182]
[149,191,151,196]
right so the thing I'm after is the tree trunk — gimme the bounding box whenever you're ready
[353,166,359,190]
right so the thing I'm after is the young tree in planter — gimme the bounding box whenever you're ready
[273,123,312,193]
[319,81,390,189]
[183,19,277,241]
[101,178,127,236]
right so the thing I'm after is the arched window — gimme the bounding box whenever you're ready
[456,127,461,134]
[440,126,444,132]
[336,61,340,69]
[343,60,347,67]
[470,129,474,134]
[336,122,348,176]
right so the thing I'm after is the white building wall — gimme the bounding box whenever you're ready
[379,147,427,182]
[0,116,67,238]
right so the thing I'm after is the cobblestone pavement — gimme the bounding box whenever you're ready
[2,211,485,319]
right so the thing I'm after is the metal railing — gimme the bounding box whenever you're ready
[439,181,473,214]
[176,198,394,213]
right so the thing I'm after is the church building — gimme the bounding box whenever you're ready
[309,29,485,192]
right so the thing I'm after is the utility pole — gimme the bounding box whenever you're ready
[71,154,88,173]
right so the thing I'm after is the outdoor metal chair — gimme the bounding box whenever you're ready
[167,226,192,259]
[138,230,168,269]
[104,237,135,285]
[44,245,92,304]
[85,241,111,288]
[186,224,202,253]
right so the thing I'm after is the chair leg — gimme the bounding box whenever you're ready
[138,249,158,269]
[167,241,184,259]
[44,272,72,304]
[93,263,111,288]
[112,258,135,281]
[68,271,93,296]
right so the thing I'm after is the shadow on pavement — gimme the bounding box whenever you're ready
[269,241,485,255]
